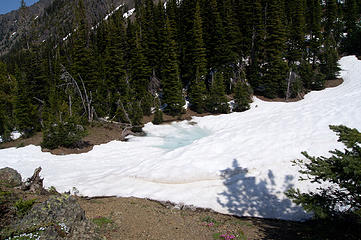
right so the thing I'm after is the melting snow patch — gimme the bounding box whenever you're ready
[0,56,360,221]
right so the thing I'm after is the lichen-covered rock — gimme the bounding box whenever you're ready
[0,167,22,187]
[13,195,100,240]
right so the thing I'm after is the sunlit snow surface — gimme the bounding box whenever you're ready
[1,56,361,221]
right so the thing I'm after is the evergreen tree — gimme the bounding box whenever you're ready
[179,0,197,87]
[262,0,288,98]
[103,17,129,117]
[287,125,361,220]
[152,98,163,125]
[13,65,36,137]
[161,17,184,116]
[286,0,306,64]
[71,0,99,95]
[248,0,266,91]
[0,61,15,141]
[306,0,322,67]
[321,34,340,80]
[233,81,252,112]
[203,0,226,71]
[206,72,229,114]
[325,0,338,35]
[188,2,207,113]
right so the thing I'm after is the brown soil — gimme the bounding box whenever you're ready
[324,78,344,88]
[0,122,126,155]
[142,108,213,124]
[77,196,308,240]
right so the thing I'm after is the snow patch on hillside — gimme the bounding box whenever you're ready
[1,56,360,221]
[123,8,135,19]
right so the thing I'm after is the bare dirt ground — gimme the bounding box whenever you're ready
[77,196,309,240]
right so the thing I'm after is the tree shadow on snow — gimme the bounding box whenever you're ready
[217,159,309,239]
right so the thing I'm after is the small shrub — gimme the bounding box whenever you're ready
[15,199,36,217]
[233,81,252,112]
[92,216,112,228]
[41,119,87,150]
[48,186,58,195]
[152,108,163,125]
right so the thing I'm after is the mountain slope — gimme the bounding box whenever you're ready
[0,0,134,56]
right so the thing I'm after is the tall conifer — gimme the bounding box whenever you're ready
[161,17,184,116]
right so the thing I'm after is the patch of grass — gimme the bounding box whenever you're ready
[15,199,36,217]
[201,215,220,225]
[92,216,113,228]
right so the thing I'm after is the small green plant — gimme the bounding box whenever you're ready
[201,215,220,227]
[152,108,163,125]
[202,215,217,224]
[15,199,36,217]
[92,216,112,228]
[48,186,58,194]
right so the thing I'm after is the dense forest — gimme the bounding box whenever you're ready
[0,0,360,148]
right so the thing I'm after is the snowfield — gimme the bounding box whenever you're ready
[1,56,360,221]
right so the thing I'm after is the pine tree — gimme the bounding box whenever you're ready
[248,0,266,91]
[13,65,36,137]
[0,61,15,141]
[71,0,99,94]
[161,17,185,116]
[206,72,229,114]
[321,34,340,80]
[306,0,322,67]
[188,2,207,113]
[233,81,252,112]
[286,0,306,64]
[287,125,361,220]
[203,0,226,71]
[344,0,358,37]
[129,27,151,115]
[325,0,338,35]
[103,17,129,117]
[179,0,197,87]
[262,0,288,98]
[152,98,163,125]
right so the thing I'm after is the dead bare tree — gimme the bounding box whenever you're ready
[21,167,46,194]
[60,64,95,122]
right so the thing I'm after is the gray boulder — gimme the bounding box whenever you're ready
[0,167,22,187]
[14,195,99,240]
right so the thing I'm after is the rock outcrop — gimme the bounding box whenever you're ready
[0,167,22,187]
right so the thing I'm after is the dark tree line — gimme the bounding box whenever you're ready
[0,0,360,146]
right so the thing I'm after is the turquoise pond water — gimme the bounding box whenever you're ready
[152,125,211,151]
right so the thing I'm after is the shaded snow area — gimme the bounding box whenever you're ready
[1,56,361,221]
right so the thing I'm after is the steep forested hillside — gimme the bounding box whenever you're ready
[0,0,360,147]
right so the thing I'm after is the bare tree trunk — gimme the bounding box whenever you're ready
[21,167,46,194]
[286,69,292,102]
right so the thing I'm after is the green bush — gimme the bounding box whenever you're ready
[152,108,163,125]
[41,118,87,150]
[233,81,252,112]
[15,199,36,217]
[286,125,361,220]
